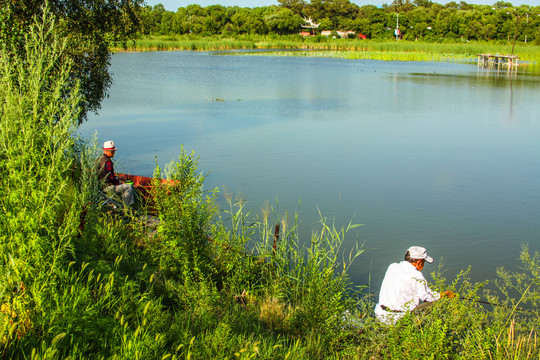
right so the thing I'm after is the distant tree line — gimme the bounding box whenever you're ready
[141,0,540,43]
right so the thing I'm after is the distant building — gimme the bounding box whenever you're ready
[338,31,355,38]
[320,30,356,38]
[301,17,319,36]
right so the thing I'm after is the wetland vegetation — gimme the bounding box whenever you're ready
[117,34,540,63]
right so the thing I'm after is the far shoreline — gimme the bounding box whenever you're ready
[112,35,540,66]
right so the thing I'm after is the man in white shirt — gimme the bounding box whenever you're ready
[374,246,453,324]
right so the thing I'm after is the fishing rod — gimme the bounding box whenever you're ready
[460,297,534,314]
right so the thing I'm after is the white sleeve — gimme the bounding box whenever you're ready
[413,273,440,302]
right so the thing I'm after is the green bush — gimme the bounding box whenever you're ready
[0,8,83,354]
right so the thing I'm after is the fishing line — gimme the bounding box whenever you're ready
[459,297,535,314]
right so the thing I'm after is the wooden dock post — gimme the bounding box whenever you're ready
[478,53,519,69]
[272,224,280,256]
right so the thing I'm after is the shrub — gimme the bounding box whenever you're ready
[0,8,83,354]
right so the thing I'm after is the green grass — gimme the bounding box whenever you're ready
[115,35,540,64]
[234,49,472,62]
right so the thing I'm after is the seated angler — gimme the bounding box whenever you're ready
[97,140,134,208]
[374,246,454,324]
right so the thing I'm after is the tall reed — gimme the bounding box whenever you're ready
[117,35,540,63]
[0,8,83,354]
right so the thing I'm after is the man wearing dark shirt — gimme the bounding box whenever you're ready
[97,140,134,207]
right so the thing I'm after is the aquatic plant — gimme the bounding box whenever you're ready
[115,35,540,64]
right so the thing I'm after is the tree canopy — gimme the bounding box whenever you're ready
[141,0,540,44]
[0,0,144,123]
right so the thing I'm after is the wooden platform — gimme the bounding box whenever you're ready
[478,53,519,68]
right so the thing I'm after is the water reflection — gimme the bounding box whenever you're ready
[397,66,539,124]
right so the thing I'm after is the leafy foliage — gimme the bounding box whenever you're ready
[141,0,540,43]
[0,0,144,123]
[0,7,82,355]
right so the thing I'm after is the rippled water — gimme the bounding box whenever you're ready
[80,51,540,290]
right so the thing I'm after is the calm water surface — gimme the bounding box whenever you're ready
[80,51,540,292]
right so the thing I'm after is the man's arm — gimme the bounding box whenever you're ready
[104,161,120,185]
[413,273,440,303]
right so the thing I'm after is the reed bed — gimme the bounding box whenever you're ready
[237,49,472,62]
[118,36,258,51]
[115,35,540,63]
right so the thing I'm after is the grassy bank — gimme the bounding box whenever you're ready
[115,35,540,63]
[3,14,540,359]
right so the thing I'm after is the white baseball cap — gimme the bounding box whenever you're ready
[408,246,433,263]
[103,140,117,151]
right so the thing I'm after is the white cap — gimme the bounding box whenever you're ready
[103,140,117,151]
[408,246,433,263]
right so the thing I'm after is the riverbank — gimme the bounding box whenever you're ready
[114,35,540,64]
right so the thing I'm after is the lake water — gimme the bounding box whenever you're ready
[79,51,540,292]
